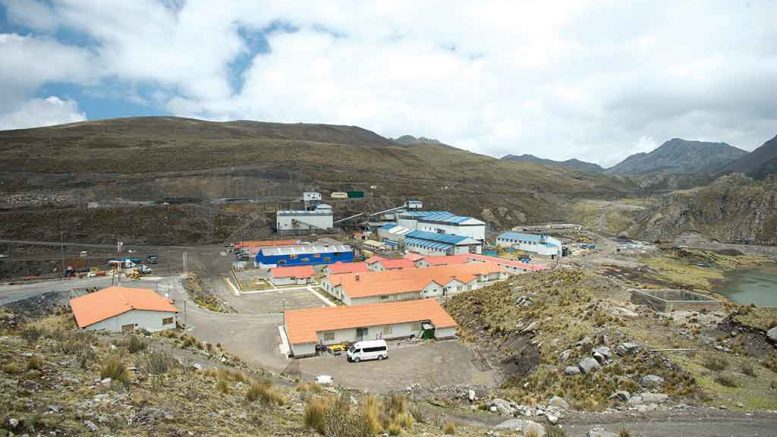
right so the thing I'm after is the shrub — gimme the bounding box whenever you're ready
[27,355,43,370]
[303,394,381,436]
[386,423,402,435]
[619,429,632,437]
[21,326,42,344]
[246,379,285,405]
[2,362,21,375]
[546,426,567,437]
[741,362,756,377]
[145,351,173,375]
[703,356,729,371]
[127,335,147,353]
[296,381,323,394]
[442,421,456,435]
[303,396,331,433]
[216,378,230,394]
[714,374,738,388]
[100,355,130,385]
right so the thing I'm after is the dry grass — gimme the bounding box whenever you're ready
[246,379,285,405]
[215,378,230,394]
[442,421,456,435]
[26,355,43,370]
[100,355,130,385]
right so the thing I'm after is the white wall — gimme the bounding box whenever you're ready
[270,276,308,286]
[348,291,420,306]
[277,212,333,231]
[416,221,485,241]
[435,327,457,338]
[290,342,316,357]
[85,309,177,333]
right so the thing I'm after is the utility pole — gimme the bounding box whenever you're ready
[183,300,188,330]
[182,251,187,274]
[59,217,65,280]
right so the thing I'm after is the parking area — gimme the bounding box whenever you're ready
[294,340,496,393]
[237,288,327,313]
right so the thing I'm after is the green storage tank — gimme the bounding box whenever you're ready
[347,191,365,199]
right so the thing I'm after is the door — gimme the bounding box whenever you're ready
[356,327,368,341]
[121,324,135,333]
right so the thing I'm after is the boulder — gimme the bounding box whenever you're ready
[593,352,607,364]
[493,419,545,436]
[609,391,630,402]
[564,366,581,376]
[578,357,601,374]
[641,392,669,404]
[593,346,611,360]
[767,326,777,343]
[559,349,572,361]
[546,413,559,424]
[8,418,19,429]
[468,389,476,402]
[615,342,640,356]
[84,420,99,432]
[548,396,569,410]
[522,321,540,333]
[627,395,643,406]
[587,427,618,437]
[491,398,515,416]
[640,374,664,389]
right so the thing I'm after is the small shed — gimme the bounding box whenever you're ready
[270,265,316,286]
[69,286,179,333]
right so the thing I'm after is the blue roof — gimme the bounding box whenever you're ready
[406,230,472,244]
[400,210,483,225]
[404,237,454,251]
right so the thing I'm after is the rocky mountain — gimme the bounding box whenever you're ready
[0,117,633,244]
[501,154,604,173]
[722,134,777,179]
[392,134,441,145]
[607,138,747,175]
[633,174,777,245]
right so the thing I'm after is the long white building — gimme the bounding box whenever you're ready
[276,204,333,231]
[397,211,486,242]
[496,231,562,257]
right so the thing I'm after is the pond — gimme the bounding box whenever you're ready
[716,268,777,307]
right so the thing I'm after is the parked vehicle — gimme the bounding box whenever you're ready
[314,375,334,385]
[146,255,159,264]
[346,340,388,363]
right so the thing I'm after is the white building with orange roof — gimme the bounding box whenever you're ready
[321,262,508,305]
[269,265,316,286]
[69,286,179,333]
[283,299,458,357]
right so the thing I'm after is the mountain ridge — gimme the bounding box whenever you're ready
[606,138,747,175]
[501,154,604,173]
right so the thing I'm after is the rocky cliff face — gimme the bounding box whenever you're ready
[635,174,777,244]
[608,138,747,175]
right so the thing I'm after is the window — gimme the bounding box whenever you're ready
[289,254,297,259]
[323,331,335,341]
[380,295,390,301]
[278,260,286,265]
[162,317,174,325]
[382,326,393,335]
[323,256,331,262]
[411,322,422,331]
[364,346,387,353]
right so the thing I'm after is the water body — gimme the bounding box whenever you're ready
[717,268,777,307]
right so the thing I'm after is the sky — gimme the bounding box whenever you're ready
[1,1,776,167]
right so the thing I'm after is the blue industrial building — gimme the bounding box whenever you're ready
[496,231,561,257]
[255,244,354,268]
[404,230,482,256]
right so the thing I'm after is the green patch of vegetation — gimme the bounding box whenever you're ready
[184,272,234,313]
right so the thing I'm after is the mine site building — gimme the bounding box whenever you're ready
[269,265,316,286]
[397,211,486,241]
[322,261,370,276]
[496,231,562,258]
[69,286,179,333]
[322,262,508,305]
[282,299,458,357]
[377,223,412,249]
[404,230,482,255]
[365,256,415,271]
[414,253,547,273]
[276,204,333,232]
[255,243,354,268]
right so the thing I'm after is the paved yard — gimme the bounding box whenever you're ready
[293,340,496,393]
[237,288,327,313]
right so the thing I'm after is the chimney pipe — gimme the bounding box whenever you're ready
[355,273,360,281]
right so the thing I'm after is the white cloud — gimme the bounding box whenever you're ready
[0,97,86,130]
[2,0,777,166]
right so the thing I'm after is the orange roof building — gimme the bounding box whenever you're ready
[283,299,458,357]
[269,265,316,285]
[323,261,370,275]
[366,256,415,271]
[322,262,508,305]
[69,286,179,332]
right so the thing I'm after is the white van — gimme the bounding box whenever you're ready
[346,340,388,363]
